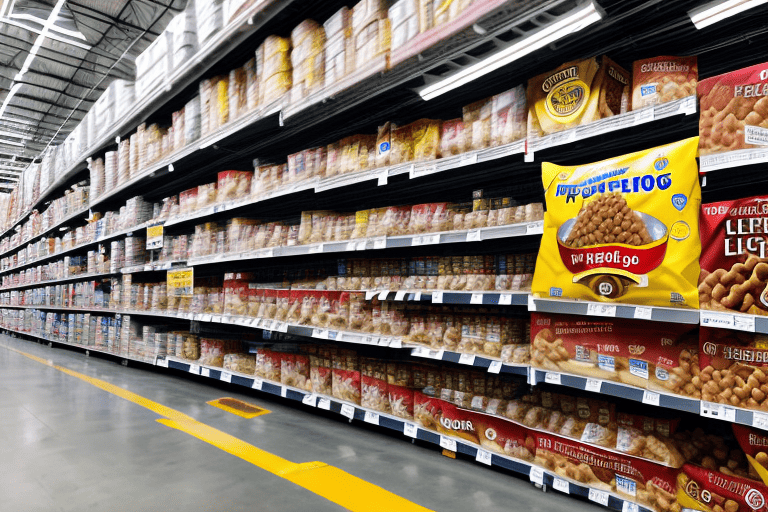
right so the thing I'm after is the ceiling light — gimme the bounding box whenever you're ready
[0,130,32,140]
[419,1,603,101]
[688,0,768,29]
[0,139,24,147]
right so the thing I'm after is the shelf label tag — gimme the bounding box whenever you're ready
[378,291,389,300]
[356,240,367,251]
[439,436,457,452]
[365,290,378,300]
[499,294,512,305]
[188,364,200,375]
[252,377,263,390]
[378,337,391,347]
[526,222,543,235]
[552,477,569,494]
[585,379,602,393]
[458,354,476,365]
[587,302,616,317]
[466,229,482,242]
[529,466,544,485]
[201,367,210,378]
[302,393,316,406]
[460,153,478,166]
[363,411,379,425]
[545,372,561,385]
[589,489,610,507]
[432,291,443,304]
[634,306,652,320]
[390,337,403,349]
[642,390,660,406]
[404,423,419,438]
[317,397,331,410]
[753,411,768,430]
[377,172,388,186]
[340,404,355,419]
[156,357,169,368]
[734,314,756,332]
[281,387,288,398]
[622,502,639,512]
[470,293,483,304]
[220,371,232,383]
[346,241,356,252]
[475,449,492,466]
[488,361,502,374]
[395,291,407,301]
[527,294,537,311]
[700,311,735,329]
[373,237,386,249]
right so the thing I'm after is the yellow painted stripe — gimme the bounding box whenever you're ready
[207,397,271,418]
[2,343,433,512]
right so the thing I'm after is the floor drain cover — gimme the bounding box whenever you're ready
[207,397,271,418]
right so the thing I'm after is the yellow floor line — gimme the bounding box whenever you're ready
[2,343,433,512]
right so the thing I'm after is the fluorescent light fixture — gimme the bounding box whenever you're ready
[0,139,24,147]
[419,1,603,101]
[689,0,768,29]
[0,130,32,140]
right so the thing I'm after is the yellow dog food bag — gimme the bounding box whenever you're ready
[532,137,701,307]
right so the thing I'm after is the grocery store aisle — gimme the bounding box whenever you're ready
[0,335,599,512]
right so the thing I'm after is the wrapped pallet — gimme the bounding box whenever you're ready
[112,80,136,121]
[389,0,420,50]
[324,7,353,85]
[291,20,326,102]
[167,8,197,70]
[195,0,223,46]
[352,0,390,71]
[135,31,173,99]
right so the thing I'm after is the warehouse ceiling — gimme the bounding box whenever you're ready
[0,0,186,191]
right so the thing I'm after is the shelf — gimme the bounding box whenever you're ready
[1,271,118,291]
[699,148,768,173]
[529,297,700,324]
[409,345,527,376]
[530,368,701,414]
[188,221,544,266]
[525,96,697,159]
[0,205,90,260]
[371,289,530,306]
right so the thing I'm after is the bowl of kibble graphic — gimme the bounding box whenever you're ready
[556,197,668,277]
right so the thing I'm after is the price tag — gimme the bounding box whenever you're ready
[364,411,379,425]
[499,294,512,306]
[202,314,212,322]
[545,372,562,385]
[302,393,316,406]
[528,294,537,311]
[346,242,356,252]
[378,291,389,300]
[281,387,288,398]
[201,367,210,378]
[412,235,425,246]
[414,292,422,301]
[585,379,602,393]
[373,237,386,250]
[488,361,502,374]
[156,357,169,368]
[427,349,445,360]
[220,371,232,383]
[327,330,338,340]
[700,311,736,329]
[466,229,482,242]
[188,364,200,375]
[317,398,331,410]
[309,244,324,254]
[424,234,439,245]
[404,423,419,438]
[312,328,329,339]
[252,377,263,390]
[432,291,443,304]
[365,290,378,300]
[642,390,660,406]
[470,293,483,305]
[552,478,569,494]
[439,436,457,452]
[340,404,355,419]
[277,322,289,333]
[633,107,655,126]
[212,315,222,323]
[460,153,478,166]
[356,240,367,251]
[395,291,407,301]
[476,449,492,466]
[587,303,616,317]
[458,354,476,365]
[526,222,543,235]
[622,501,639,512]
[734,314,756,332]
[589,489,610,507]
[377,172,388,186]
[634,306,653,320]
[753,411,768,430]
[390,338,403,349]
[529,466,544,485]
[378,337,391,347]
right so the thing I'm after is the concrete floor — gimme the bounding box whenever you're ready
[0,334,603,512]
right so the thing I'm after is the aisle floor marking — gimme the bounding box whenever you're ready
[2,343,433,512]
[207,397,271,418]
